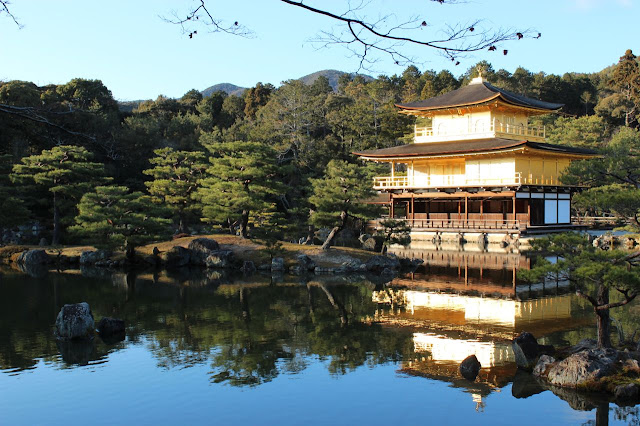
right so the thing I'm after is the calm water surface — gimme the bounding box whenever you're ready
[1,247,639,425]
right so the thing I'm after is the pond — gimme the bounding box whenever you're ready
[1,247,639,425]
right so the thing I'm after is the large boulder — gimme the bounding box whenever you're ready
[546,348,618,388]
[187,238,220,265]
[533,355,556,378]
[241,261,256,273]
[79,250,111,265]
[16,249,49,266]
[296,254,316,272]
[459,355,481,381]
[271,257,285,272]
[55,302,95,341]
[205,250,234,268]
[512,332,540,371]
[160,246,191,267]
[365,255,400,272]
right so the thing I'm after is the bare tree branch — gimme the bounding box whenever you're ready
[170,0,538,71]
[0,0,21,28]
[162,0,254,39]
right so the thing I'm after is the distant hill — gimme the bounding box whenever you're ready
[201,83,246,98]
[117,70,374,111]
[297,69,373,91]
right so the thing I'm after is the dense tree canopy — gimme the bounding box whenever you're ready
[0,50,639,245]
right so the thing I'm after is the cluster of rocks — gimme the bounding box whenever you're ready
[154,238,235,269]
[512,332,640,405]
[592,233,639,250]
[53,302,126,365]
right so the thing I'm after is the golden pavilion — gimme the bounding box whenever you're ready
[354,75,598,235]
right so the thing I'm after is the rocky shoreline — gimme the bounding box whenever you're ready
[513,332,640,406]
[1,236,423,277]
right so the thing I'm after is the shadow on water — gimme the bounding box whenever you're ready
[1,245,639,423]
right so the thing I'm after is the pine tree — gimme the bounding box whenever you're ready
[309,160,381,250]
[198,139,283,238]
[70,185,172,260]
[520,233,640,349]
[10,145,108,244]
[596,49,640,128]
[0,155,30,230]
[143,147,207,233]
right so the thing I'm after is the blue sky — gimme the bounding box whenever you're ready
[0,0,636,101]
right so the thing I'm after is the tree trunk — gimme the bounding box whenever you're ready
[321,227,340,250]
[178,215,187,234]
[596,283,612,349]
[227,218,234,235]
[125,241,136,263]
[321,211,347,250]
[52,192,61,245]
[240,210,249,238]
[304,225,315,245]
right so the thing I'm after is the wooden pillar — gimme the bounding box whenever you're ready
[391,161,395,180]
[512,195,517,228]
[464,196,468,221]
[390,197,395,218]
[411,194,415,221]
[512,267,517,290]
[480,199,484,216]
[527,201,531,226]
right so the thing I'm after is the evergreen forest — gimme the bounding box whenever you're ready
[1,50,640,252]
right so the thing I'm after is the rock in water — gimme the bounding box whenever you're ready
[512,332,540,371]
[97,317,125,336]
[16,249,49,266]
[97,317,126,344]
[296,254,316,272]
[460,355,481,381]
[241,261,256,273]
[271,257,285,272]
[547,348,617,388]
[533,355,556,378]
[188,238,220,265]
[55,302,95,341]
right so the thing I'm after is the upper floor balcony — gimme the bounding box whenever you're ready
[414,118,546,143]
[372,172,564,190]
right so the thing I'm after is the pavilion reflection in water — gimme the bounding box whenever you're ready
[374,246,581,409]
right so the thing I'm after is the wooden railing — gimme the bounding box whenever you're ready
[373,175,409,189]
[373,172,522,189]
[371,213,529,230]
[414,118,546,142]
